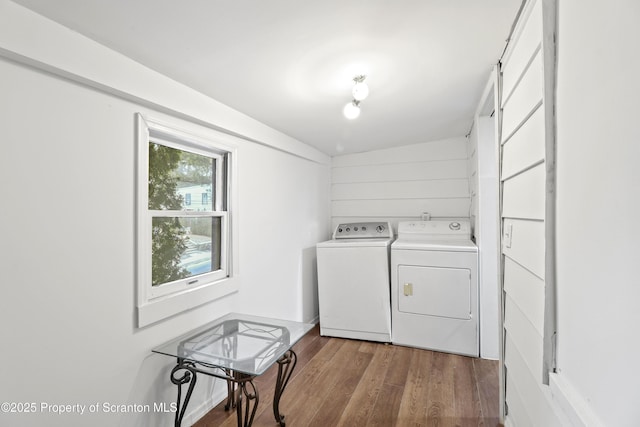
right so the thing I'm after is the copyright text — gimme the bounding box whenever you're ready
[1,402,176,415]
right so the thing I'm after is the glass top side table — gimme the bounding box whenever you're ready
[152,313,314,427]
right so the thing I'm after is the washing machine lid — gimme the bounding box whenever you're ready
[317,238,393,248]
[392,239,477,252]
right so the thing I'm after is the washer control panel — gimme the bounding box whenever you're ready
[333,222,393,239]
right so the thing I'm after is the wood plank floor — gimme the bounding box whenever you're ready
[194,325,500,427]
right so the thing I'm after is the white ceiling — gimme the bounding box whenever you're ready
[13,0,523,156]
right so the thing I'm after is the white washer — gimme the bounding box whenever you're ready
[316,222,393,342]
[391,220,479,356]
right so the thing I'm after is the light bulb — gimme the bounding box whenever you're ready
[352,81,369,101]
[343,101,360,119]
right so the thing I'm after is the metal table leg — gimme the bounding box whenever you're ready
[170,360,198,427]
[224,369,236,411]
[273,350,297,427]
[234,373,259,427]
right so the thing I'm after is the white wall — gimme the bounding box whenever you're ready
[238,143,330,321]
[0,2,329,426]
[498,1,567,425]
[331,137,471,232]
[469,112,501,360]
[553,0,640,425]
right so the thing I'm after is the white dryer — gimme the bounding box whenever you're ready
[391,220,479,356]
[316,222,393,342]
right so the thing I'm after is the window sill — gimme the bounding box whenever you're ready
[137,278,238,327]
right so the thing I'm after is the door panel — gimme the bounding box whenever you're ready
[397,265,471,320]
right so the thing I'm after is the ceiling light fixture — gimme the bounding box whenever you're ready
[351,75,369,101]
[343,100,361,120]
[343,75,368,120]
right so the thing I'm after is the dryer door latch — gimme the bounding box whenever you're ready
[403,283,413,296]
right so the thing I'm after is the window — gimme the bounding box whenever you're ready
[136,114,236,327]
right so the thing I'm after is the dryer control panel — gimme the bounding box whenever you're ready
[333,222,393,239]
[397,220,471,240]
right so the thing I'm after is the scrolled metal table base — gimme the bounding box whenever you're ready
[170,350,297,427]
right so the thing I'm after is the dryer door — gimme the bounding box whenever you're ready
[397,265,471,320]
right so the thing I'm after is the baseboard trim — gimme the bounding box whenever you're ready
[184,387,228,426]
[548,373,605,427]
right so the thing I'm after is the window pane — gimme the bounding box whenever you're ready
[151,217,222,286]
[148,142,214,211]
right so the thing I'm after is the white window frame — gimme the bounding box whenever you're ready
[136,114,237,327]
